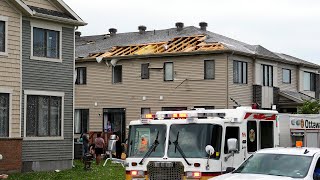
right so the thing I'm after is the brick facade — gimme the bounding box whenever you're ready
[0,138,22,173]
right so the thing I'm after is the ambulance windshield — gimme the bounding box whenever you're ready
[168,124,222,158]
[128,125,166,158]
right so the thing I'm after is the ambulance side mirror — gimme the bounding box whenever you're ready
[227,138,238,153]
[205,145,215,156]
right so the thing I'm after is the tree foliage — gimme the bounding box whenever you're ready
[297,100,320,114]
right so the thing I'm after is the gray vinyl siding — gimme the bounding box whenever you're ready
[21,19,74,161]
[228,55,253,108]
[75,54,228,131]
[277,63,297,91]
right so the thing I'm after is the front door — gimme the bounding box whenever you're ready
[103,108,126,142]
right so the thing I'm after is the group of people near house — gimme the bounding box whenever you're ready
[80,131,123,165]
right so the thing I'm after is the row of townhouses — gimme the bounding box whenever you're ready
[75,23,320,143]
[0,0,86,173]
[1,0,319,174]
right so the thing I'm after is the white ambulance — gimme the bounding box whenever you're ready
[125,107,279,180]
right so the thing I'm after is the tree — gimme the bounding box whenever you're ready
[297,100,320,114]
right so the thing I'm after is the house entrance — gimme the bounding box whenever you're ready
[103,108,126,142]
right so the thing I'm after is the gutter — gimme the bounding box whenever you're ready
[76,49,320,69]
[77,49,230,62]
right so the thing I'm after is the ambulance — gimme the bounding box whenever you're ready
[125,107,279,180]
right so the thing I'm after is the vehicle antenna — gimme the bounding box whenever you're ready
[230,97,241,107]
[304,149,309,154]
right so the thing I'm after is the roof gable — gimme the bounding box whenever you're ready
[9,0,86,26]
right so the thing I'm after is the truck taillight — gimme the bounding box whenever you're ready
[186,171,201,179]
[130,170,144,178]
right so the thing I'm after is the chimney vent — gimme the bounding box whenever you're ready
[138,25,147,34]
[175,22,184,31]
[109,28,117,36]
[199,22,208,31]
[75,31,81,38]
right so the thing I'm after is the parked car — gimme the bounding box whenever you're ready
[210,147,320,180]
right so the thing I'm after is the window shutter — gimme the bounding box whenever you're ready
[83,68,87,84]
[76,68,79,84]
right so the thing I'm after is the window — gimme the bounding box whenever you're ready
[262,64,273,86]
[260,121,274,149]
[141,108,151,117]
[33,27,60,59]
[193,106,215,109]
[282,69,291,84]
[141,63,149,79]
[74,109,89,134]
[233,61,247,84]
[75,67,87,85]
[26,95,62,137]
[304,71,316,91]
[162,107,187,111]
[164,62,173,81]
[0,93,9,137]
[224,126,239,154]
[112,65,122,83]
[247,121,257,152]
[0,20,5,53]
[204,60,215,79]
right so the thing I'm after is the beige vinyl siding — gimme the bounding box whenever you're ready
[0,0,21,137]
[277,63,298,91]
[23,0,61,11]
[75,54,228,130]
[228,55,253,108]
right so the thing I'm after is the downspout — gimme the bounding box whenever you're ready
[227,51,235,108]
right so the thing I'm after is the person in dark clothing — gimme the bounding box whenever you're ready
[115,133,122,159]
[81,131,89,156]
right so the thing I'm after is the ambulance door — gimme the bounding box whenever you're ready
[223,126,242,170]
[259,121,274,149]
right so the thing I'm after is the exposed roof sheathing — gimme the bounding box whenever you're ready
[76,26,319,68]
[88,35,224,58]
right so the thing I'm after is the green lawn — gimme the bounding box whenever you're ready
[8,160,125,180]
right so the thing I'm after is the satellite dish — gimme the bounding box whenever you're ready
[110,59,119,67]
[96,57,103,63]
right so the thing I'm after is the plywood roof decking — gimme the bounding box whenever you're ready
[88,35,225,58]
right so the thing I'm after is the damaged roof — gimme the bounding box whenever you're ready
[76,26,319,68]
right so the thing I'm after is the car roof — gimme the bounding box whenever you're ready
[256,147,320,156]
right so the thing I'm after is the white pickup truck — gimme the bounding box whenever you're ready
[210,147,320,180]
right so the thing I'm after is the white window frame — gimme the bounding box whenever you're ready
[282,68,291,84]
[112,65,122,84]
[0,16,8,56]
[30,20,62,62]
[303,71,316,91]
[262,64,273,87]
[0,87,13,137]
[164,62,174,81]
[24,90,64,140]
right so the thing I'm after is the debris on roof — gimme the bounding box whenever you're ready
[88,35,224,58]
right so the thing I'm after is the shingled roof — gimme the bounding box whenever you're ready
[75,26,319,68]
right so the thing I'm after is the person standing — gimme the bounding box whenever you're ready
[81,131,89,156]
[115,133,122,159]
[95,133,105,165]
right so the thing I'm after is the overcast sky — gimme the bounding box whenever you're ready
[64,0,320,64]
